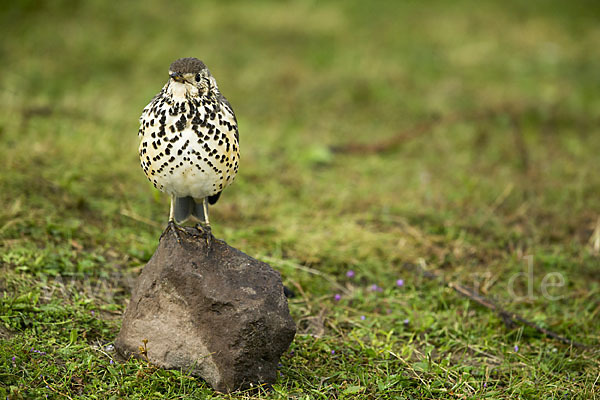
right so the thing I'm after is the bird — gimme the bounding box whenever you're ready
[138,57,239,241]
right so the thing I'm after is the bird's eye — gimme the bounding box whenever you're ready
[195,74,201,82]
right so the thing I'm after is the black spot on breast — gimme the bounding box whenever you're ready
[175,115,187,131]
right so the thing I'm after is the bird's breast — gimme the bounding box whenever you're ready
[138,95,239,198]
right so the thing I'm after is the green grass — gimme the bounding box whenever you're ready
[1,0,600,398]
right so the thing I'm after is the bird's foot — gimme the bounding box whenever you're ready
[161,220,186,243]
[195,224,212,249]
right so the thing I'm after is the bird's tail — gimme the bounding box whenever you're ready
[173,196,207,224]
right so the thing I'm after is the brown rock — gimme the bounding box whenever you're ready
[115,227,296,392]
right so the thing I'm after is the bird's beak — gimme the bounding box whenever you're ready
[169,72,185,83]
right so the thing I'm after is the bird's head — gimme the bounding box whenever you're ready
[167,57,217,98]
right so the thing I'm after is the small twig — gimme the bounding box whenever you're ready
[406,262,590,349]
[330,104,543,155]
[387,350,430,387]
[489,183,514,214]
[509,114,531,174]
[91,339,114,361]
[330,107,508,155]
[42,375,73,400]
[120,209,162,228]
[330,116,445,154]
[449,282,587,348]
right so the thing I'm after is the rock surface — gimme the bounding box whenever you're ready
[115,227,296,392]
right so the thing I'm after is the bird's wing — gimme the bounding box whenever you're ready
[218,93,239,143]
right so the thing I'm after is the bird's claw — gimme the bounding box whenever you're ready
[195,224,212,249]
[161,220,185,243]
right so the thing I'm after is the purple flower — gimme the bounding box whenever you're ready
[514,345,519,352]
[360,315,366,320]
[331,350,335,354]
[110,359,114,365]
[483,382,487,388]
[403,319,410,325]
[11,356,16,362]
[370,284,383,292]
[91,310,95,317]
[346,270,355,278]
[396,279,404,287]
[334,294,341,301]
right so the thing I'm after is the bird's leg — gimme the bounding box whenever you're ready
[161,195,184,242]
[203,197,211,229]
[203,197,213,247]
[195,197,212,247]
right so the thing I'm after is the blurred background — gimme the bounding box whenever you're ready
[1,0,599,397]
[2,0,599,273]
